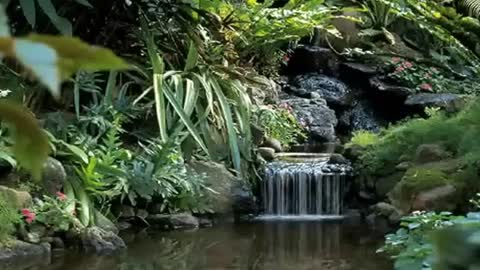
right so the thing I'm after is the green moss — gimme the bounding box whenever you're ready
[400,168,449,197]
[0,193,21,245]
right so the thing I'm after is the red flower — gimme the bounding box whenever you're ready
[420,83,433,91]
[395,66,405,73]
[21,208,36,224]
[282,55,290,62]
[56,191,67,201]
[391,57,401,63]
[403,61,413,68]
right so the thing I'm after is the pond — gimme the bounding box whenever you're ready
[7,219,392,270]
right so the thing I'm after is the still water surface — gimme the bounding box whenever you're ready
[8,219,392,270]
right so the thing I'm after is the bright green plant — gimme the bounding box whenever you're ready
[358,0,397,44]
[30,193,81,232]
[127,141,216,214]
[346,130,379,148]
[254,104,307,149]
[0,194,21,244]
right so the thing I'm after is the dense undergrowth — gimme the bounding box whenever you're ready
[1,0,480,267]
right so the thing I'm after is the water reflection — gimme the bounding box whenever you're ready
[6,221,392,270]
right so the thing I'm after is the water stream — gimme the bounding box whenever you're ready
[3,221,391,270]
[261,155,349,217]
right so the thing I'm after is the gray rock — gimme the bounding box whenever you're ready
[282,97,337,142]
[258,147,275,161]
[147,213,199,230]
[119,206,135,219]
[80,226,126,253]
[117,221,132,231]
[372,202,398,217]
[327,154,349,165]
[290,74,353,106]
[50,237,65,250]
[136,209,149,220]
[42,157,67,195]
[375,172,404,199]
[94,210,118,234]
[412,185,457,211]
[264,137,283,152]
[405,93,467,112]
[198,217,213,228]
[0,240,50,261]
[188,160,241,214]
[341,62,378,76]
[231,180,256,219]
[369,76,412,97]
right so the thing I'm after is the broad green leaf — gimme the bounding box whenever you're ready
[0,101,50,180]
[74,0,93,8]
[19,0,36,28]
[60,141,88,164]
[37,0,72,35]
[0,3,10,37]
[184,41,198,71]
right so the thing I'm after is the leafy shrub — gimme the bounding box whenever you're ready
[385,57,480,94]
[30,193,79,232]
[0,194,21,244]
[357,101,480,175]
[127,141,216,214]
[346,130,379,148]
[253,104,307,149]
[378,211,480,270]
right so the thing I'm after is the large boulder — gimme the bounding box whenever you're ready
[147,213,199,230]
[41,157,67,195]
[258,147,275,161]
[79,227,126,253]
[0,185,31,209]
[289,74,353,106]
[375,172,404,199]
[388,166,452,212]
[0,240,50,262]
[414,144,451,164]
[282,97,338,142]
[405,93,467,112]
[188,160,255,215]
[412,185,457,212]
[94,210,118,234]
[369,76,412,98]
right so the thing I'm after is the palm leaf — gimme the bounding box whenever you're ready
[459,0,480,17]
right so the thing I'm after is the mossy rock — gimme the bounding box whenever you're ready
[414,144,452,164]
[389,168,450,212]
[0,186,31,209]
[376,172,405,199]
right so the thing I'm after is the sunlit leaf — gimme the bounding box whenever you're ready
[0,102,50,181]
[25,35,129,78]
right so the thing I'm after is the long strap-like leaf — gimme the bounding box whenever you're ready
[210,78,242,175]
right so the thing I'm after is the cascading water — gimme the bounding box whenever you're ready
[261,154,350,217]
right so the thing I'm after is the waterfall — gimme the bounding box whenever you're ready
[261,158,348,216]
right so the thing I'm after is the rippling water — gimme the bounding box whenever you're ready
[5,220,392,270]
